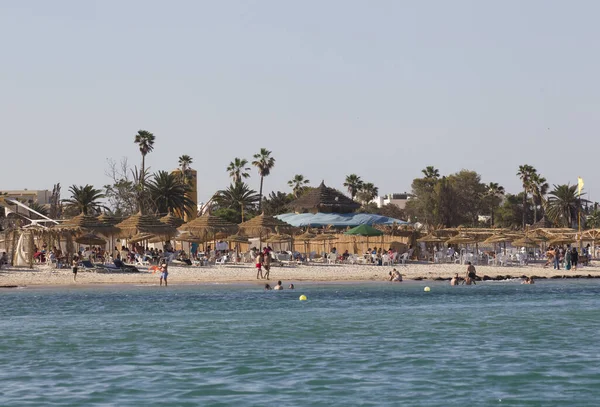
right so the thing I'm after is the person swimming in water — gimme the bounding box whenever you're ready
[264,283,272,290]
[274,280,283,290]
[288,284,295,289]
[450,273,459,286]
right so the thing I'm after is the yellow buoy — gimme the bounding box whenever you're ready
[299,295,307,301]
[424,286,431,292]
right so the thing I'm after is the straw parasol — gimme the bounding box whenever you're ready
[115,212,178,239]
[511,236,540,248]
[265,234,292,243]
[446,234,480,245]
[287,181,361,214]
[52,213,102,233]
[483,232,515,244]
[581,229,600,241]
[312,233,338,255]
[160,213,186,228]
[417,234,446,243]
[238,214,295,237]
[75,233,107,246]
[295,231,316,259]
[227,234,252,244]
[548,235,576,246]
[179,213,238,237]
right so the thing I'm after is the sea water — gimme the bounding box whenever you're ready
[1,281,600,406]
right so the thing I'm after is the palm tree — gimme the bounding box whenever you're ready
[530,173,549,223]
[227,158,251,184]
[343,174,363,200]
[62,185,106,215]
[177,155,194,185]
[546,184,584,227]
[134,130,155,183]
[288,174,310,198]
[262,191,293,216]
[485,182,505,226]
[147,171,196,218]
[586,209,600,229]
[252,148,275,212]
[134,130,155,213]
[422,166,440,180]
[357,182,379,205]
[215,182,260,222]
[517,164,536,228]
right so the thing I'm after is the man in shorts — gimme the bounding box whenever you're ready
[159,263,168,286]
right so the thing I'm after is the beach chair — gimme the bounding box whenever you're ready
[399,253,409,266]
[327,253,337,265]
[381,254,391,266]
[80,260,107,272]
[135,254,150,267]
[103,259,140,272]
[215,255,228,266]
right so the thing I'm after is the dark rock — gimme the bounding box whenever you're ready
[482,275,492,281]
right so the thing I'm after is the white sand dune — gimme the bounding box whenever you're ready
[1,261,599,287]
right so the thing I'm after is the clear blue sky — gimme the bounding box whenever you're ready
[2,0,599,203]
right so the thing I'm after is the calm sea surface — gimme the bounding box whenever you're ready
[1,280,600,406]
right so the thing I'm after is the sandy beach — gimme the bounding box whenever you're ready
[1,261,600,287]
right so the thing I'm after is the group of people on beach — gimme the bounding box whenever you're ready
[265,280,294,290]
[543,244,590,270]
[255,247,273,280]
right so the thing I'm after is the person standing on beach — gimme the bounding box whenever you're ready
[159,262,168,286]
[572,248,579,270]
[553,246,561,270]
[72,256,79,282]
[263,248,272,280]
[256,251,264,279]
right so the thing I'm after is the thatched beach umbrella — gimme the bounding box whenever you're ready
[115,212,177,241]
[265,233,292,252]
[238,214,295,248]
[160,213,185,229]
[312,233,338,255]
[75,233,107,246]
[417,234,446,243]
[179,213,238,252]
[511,236,540,248]
[548,235,576,246]
[53,213,101,233]
[296,231,316,259]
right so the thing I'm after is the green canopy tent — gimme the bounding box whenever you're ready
[344,224,384,254]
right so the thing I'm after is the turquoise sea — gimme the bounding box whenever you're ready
[1,281,600,406]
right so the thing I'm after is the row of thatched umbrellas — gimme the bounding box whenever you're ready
[417,229,586,249]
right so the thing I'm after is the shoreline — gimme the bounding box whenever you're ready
[1,262,600,288]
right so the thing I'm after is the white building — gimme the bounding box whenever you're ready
[1,189,52,205]
[371,193,411,209]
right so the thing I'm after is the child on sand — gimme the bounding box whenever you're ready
[256,252,264,279]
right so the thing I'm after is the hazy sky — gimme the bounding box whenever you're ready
[2,1,599,203]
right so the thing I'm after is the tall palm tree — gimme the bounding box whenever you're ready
[422,166,440,180]
[530,173,549,223]
[215,182,260,222]
[227,158,251,184]
[485,182,505,226]
[586,210,600,228]
[252,148,275,212]
[134,130,155,213]
[134,130,156,183]
[517,164,536,229]
[262,191,293,216]
[177,155,194,184]
[357,182,379,204]
[288,174,310,198]
[62,185,106,215]
[546,184,584,227]
[147,171,196,218]
[343,174,363,200]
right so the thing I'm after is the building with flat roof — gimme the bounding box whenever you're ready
[371,193,412,209]
[1,190,52,205]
